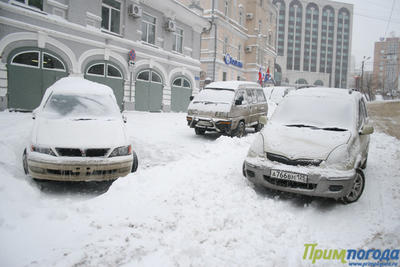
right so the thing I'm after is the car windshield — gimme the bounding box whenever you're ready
[271,95,354,130]
[193,89,235,104]
[41,93,120,120]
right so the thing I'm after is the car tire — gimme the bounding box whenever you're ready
[341,169,365,204]
[195,127,206,135]
[234,121,246,138]
[254,123,263,132]
[22,149,29,175]
[131,150,138,173]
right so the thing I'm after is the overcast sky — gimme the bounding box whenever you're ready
[335,0,400,71]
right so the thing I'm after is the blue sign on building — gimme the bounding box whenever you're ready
[224,54,243,68]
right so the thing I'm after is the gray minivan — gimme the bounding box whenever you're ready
[186,81,268,137]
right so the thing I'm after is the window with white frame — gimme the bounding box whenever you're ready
[238,44,241,61]
[258,20,262,33]
[101,0,121,34]
[239,7,243,25]
[141,13,156,44]
[223,37,228,54]
[224,0,229,16]
[14,0,43,10]
[173,28,183,53]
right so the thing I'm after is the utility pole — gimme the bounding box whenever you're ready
[360,56,371,100]
[211,0,217,82]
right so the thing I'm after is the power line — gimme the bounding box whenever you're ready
[354,12,400,24]
[385,0,396,37]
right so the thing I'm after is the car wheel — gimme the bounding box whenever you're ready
[254,123,263,132]
[235,121,246,137]
[195,127,206,135]
[131,150,138,173]
[341,169,365,204]
[22,149,29,175]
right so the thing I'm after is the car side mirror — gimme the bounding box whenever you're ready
[122,115,127,123]
[32,110,37,120]
[235,95,244,105]
[259,115,268,125]
[189,96,194,101]
[360,124,374,135]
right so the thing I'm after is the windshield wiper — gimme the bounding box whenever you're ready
[321,127,347,132]
[73,118,95,121]
[286,124,317,129]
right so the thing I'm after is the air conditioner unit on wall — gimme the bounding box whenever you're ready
[128,4,142,18]
[165,19,176,32]
[245,46,252,53]
[246,13,254,20]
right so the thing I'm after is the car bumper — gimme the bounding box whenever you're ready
[27,153,133,181]
[244,157,356,199]
[187,116,232,133]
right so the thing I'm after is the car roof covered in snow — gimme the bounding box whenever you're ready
[46,77,114,96]
[205,81,261,91]
[36,77,117,111]
[291,87,363,101]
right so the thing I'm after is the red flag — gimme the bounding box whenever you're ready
[258,68,262,85]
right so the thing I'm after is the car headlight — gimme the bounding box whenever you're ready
[325,144,354,170]
[109,145,132,157]
[188,109,198,116]
[31,145,56,156]
[215,111,228,118]
[247,133,265,158]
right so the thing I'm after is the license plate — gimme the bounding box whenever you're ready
[270,169,308,183]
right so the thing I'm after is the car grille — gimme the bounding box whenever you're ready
[266,153,322,167]
[264,176,317,190]
[56,148,109,157]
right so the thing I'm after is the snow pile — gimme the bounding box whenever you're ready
[0,111,399,266]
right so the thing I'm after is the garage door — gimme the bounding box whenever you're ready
[135,69,163,112]
[84,61,124,109]
[7,48,68,110]
[171,77,192,112]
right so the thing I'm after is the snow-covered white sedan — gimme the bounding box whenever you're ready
[22,77,138,181]
[243,88,374,203]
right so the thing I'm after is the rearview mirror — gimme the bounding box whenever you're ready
[122,115,127,123]
[360,124,374,135]
[259,116,268,125]
[189,96,194,101]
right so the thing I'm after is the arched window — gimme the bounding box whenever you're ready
[137,70,150,81]
[273,0,286,56]
[296,78,308,84]
[319,5,335,74]
[42,53,66,71]
[287,0,303,71]
[335,7,350,88]
[303,3,319,72]
[12,51,40,68]
[107,64,122,78]
[314,80,324,86]
[173,77,191,88]
[224,0,229,16]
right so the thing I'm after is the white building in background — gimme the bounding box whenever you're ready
[272,0,353,88]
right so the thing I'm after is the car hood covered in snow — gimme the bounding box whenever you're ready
[32,117,127,148]
[262,123,352,160]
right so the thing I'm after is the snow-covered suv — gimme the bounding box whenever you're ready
[243,88,374,203]
[22,77,138,181]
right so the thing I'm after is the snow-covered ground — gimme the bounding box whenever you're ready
[0,111,399,266]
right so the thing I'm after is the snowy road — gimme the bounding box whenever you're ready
[0,111,399,266]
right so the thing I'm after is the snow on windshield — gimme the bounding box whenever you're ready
[193,89,235,104]
[42,93,120,119]
[271,95,355,130]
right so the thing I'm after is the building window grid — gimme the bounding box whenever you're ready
[101,0,121,34]
[141,13,156,44]
[173,28,183,53]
